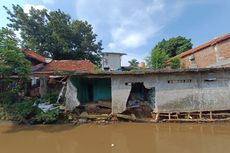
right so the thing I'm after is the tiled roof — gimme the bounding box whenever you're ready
[177,33,230,58]
[22,49,47,63]
[39,60,95,73]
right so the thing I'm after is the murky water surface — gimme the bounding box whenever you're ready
[0,123,230,153]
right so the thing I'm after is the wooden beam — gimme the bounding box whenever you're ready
[199,112,202,119]
[210,111,213,120]
[168,113,171,120]
[176,112,179,119]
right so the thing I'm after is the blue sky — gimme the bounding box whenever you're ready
[1,0,230,65]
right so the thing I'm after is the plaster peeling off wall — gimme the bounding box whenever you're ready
[65,79,80,111]
[111,76,157,114]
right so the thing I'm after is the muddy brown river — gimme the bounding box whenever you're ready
[0,123,230,153]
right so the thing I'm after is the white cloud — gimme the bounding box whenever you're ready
[23,4,47,13]
[76,0,186,50]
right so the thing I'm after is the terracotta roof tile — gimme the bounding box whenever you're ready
[40,60,95,73]
[22,49,47,63]
[177,33,230,58]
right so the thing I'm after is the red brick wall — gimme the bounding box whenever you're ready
[218,39,230,58]
[181,39,230,68]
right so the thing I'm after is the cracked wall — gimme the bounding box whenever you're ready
[111,70,230,114]
[111,75,157,114]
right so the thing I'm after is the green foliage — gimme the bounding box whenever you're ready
[0,27,31,78]
[1,98,60,123]
[35,108,59,123]
[170,57,181,69]
[10,99,36,120]
[147,36,192,69]
[0,27,31,103]
[41,92,60,104]
[4,5,103,66]
[128,59,139,70]
[93,65,103,72]
[147,49,169,69]
[154,36,192,57]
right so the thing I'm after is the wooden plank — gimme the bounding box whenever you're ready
[162,117,230,122]
[199,112,202,119]
[210,111,213,120]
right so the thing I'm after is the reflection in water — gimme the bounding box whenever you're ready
[0,123,230,153]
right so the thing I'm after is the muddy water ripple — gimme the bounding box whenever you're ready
[0,123,230,153]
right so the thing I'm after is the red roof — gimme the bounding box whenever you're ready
[22,49,47,63]
[39,60,95,73]
[177,33,230,58]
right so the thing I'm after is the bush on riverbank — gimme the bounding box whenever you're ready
[0,97,62,124]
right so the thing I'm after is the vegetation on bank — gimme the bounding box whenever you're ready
[0,27,64,124]
[0,5,104,124]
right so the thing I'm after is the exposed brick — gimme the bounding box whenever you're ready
[179,33,230,68]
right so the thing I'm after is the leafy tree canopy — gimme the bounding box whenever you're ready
[154,36,192,57]
[147,48,169,69]
[147,36,192,69]
[4,5,103,66]
[0,27,31,78]
[128,59,139,70]
[0,27,31,103]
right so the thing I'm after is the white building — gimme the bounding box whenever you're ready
[101,52,126,70]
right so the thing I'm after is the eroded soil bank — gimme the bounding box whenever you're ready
[0,123,230,153]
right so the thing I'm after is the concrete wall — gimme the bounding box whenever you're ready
[111,70,230,113]
[111,75,157,114]
[181,39,230,68]
[102,54,122,70]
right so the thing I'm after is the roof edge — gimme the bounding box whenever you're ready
[177,33,230,58]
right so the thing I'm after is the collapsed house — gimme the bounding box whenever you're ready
[25,49,230,122]
[34,67,230,121]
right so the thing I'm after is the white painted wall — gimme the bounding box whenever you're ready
[111,71,230,114]
[102,53,122,70]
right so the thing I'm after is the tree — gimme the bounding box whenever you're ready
[128,59,139,70]
[153,36,192,57]
[147,49,169,69]
[170,57,181,69]
[147,36,192,69]
[4,5,103,66]
[0,27,31,102]
[0,27,31,78]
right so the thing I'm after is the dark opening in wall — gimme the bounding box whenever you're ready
[168,79,192,84]
[124,82,155,118]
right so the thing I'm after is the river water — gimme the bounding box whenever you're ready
[0,123,230,153]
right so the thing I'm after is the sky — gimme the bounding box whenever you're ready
[1,0,230,65]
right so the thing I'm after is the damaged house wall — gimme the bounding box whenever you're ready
[111,76,157,114]
[70,77,112,104]
[65,79,80,111]
[156,71,230,113]
[111,70,230,114]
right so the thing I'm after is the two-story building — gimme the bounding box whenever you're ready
[177,33,230,68]
[101,52,126,70]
